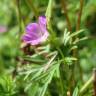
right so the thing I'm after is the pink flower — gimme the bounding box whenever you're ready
[22,16,49,45]
[0,25,7,33]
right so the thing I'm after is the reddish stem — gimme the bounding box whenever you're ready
[76,0,84,31]
[60,0,72,32]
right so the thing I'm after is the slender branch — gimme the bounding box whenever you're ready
[76,0,84,31]
[60,0,72,32]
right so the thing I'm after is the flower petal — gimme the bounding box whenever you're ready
[22,16,49,45]
[26,23,40,38]
[0,26,7,33]
[22,34,34,41]
[27,30,49,45]
[38,16,46,28]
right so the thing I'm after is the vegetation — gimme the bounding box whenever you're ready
[0,0,96,96]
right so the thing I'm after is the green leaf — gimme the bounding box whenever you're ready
[64,57,77,65]
[45,0,53,24]
[23,55,47,63]
[63,28,71,45]
[72,87,79,96]
[25,83,39,96]
[39,69,55,96]
[70,29,85,37]
[73,37,88,44]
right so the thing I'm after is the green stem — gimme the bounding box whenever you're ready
[80,75,93,94]
[45,0,53,25]
[56,47,65,95]
[17,0,22,33]
[59,68,64,96]
[14,0,25,39]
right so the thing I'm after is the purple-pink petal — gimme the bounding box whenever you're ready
[0,26,7,33]
[26,31,49,45]
[26,23,40,37]
[22,34,33,41]
[38,16,46,28]
[22,16,49,45]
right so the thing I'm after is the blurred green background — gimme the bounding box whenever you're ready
[0,0,96,96]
